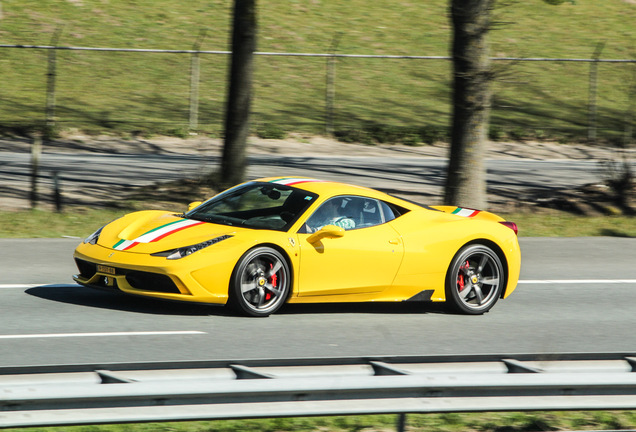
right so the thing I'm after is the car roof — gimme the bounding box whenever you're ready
[255,177,416,207]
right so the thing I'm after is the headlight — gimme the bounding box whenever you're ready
[151,235,232,260]
[84,226,104,245]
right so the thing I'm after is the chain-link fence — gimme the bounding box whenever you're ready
[1,43,634,142]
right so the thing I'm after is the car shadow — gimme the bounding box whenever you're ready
[277,301,450,315]
[25,285,452,317]
[25,284,231,316]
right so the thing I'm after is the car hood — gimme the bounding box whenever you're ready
[97,210,236,254]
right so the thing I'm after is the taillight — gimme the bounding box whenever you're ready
[499,221,518,235]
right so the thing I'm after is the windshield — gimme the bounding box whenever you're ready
[185,182,318,231]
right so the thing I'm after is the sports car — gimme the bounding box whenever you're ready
[73,177,520,317]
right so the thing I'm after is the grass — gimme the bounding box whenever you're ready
[1,208,634,238]
[503,212,636,237]
[0,0,634,141]
[4,411,636,432]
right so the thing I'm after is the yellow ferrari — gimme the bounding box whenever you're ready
[73,177,520,317]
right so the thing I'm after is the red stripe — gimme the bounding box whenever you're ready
[285,180,320,186]
[123,242,139,251]
[150,221,205,242]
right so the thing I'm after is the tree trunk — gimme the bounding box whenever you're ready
[221,0,257,187]
[444,0,494,209]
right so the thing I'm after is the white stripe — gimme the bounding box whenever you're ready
[519,279,636,284]
[0,331,206,340]
[113,239,136,250]
[133,219,200,244]
[273,178,319,185]
[454,208,478,217]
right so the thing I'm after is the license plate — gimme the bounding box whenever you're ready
[97,265,116,275]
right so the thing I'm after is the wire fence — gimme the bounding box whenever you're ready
[1,43,635,142]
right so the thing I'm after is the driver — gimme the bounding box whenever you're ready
[307,199,355,232]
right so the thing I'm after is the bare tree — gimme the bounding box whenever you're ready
[221,0,257,187]
[444,0,494,209]
[444,0,567,209]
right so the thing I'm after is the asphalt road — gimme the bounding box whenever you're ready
[1,237,635,367]
[2,151,629,208]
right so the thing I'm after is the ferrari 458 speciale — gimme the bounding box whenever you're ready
[73,177,520,316]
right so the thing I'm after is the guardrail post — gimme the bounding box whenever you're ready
[396,413,407,432]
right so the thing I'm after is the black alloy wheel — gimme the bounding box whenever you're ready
[229,246,290,317]
[446,244,504,314]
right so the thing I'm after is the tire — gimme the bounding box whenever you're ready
[228,246,290,317]
[445,244,504,314]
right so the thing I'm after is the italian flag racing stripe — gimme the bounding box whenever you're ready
[112,219,204,251]
[451,207,481,218]
[269,178,322,186]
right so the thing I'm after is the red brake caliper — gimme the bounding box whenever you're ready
[457,260,470,291]
[265,263,277,301]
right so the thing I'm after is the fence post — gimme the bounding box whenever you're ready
[30,134,42,209]
[52,171,62,212]
[587,41,605,143]
[189,30,207,133]
[625,65,636,148]
[325,33,342,136]
[45,27,63,140]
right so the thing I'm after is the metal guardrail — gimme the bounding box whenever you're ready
[2,353,636,429]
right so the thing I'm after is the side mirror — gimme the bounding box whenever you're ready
[307,225,345,244]
[188,201,202,211]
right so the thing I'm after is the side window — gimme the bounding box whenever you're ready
[305,197,357,233]
[379,201,397,223]
[357,199,383,228]
[302,196,408,233]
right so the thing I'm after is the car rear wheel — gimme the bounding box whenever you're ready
[229,247,290,317]
[446,244,504,314]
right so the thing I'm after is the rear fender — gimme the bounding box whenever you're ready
[431,206,504,222]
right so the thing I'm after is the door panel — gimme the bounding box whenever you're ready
[297,223,404,296]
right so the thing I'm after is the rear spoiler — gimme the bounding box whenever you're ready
[431,206,518,235]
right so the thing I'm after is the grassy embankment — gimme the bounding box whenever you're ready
[1,0,634,236]
[0,0,633,140]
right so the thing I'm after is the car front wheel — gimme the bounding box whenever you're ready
[446,244,504,314]
[229,246,290,317]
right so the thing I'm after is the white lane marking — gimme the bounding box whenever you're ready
[0,284,78,289]
[0,331,206,340]
[519,280,636,284]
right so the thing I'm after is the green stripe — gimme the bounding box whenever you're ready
[451,207,462,215]
[113,219,185,248]
[138,219,184,236]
